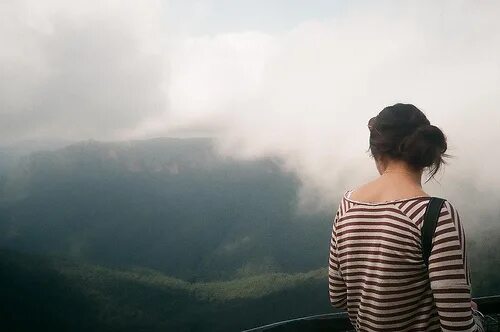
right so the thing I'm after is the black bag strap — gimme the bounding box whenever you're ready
[421,197,446,267]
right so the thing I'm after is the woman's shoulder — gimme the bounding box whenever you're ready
[440,199,461,223]
[345,180,379,201]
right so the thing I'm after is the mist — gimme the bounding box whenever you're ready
[1,2,500,330]
[1,0,500,218]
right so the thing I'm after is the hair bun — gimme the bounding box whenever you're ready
[398,124,447,169]
[369,103,449,180]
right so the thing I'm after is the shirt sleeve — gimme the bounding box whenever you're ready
[328,205,347,309]
[428,201,477,332]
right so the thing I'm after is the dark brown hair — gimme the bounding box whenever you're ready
[368,103,449,180]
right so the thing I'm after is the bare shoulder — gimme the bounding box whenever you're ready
[348,179,381,201]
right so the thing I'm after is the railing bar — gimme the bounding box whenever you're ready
[241,312,348,332]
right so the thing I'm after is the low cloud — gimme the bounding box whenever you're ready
[0,0,168,142]
[2,1,500,217]
[161,1,500,215]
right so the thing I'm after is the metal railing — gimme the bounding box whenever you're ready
[243,295,500,332]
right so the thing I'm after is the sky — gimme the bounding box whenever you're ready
[1,0,500,216]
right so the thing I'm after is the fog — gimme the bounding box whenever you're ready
[1,0,500,218]
[0,0,168,141]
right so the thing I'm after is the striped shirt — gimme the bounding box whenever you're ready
[328,190,477,332]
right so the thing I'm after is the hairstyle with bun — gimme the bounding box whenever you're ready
[368,103,449,181]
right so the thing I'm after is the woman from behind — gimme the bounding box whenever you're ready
[328,103,482,331]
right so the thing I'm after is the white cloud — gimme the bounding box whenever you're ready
[159,1,500,213]
[2,0,500,216]
[0,0,167,142]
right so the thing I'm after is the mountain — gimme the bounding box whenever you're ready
[0,138,332,281]
[1,137,498,332]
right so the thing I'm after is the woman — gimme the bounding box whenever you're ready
[328,104,482,331]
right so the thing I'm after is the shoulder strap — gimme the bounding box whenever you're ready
[421,197,446,267]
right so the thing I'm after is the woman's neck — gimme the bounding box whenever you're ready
[380,161,423,187]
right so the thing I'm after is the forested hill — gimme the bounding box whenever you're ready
[0,137,332,282]
[0,137,499,331]
[0,248,331,331]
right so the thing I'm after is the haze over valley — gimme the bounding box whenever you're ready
[1,1,500,330]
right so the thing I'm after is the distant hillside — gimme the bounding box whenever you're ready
[0,249,333,332]
[0,138,332,281]
[0,139,73,174]
[0,138,499,332]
